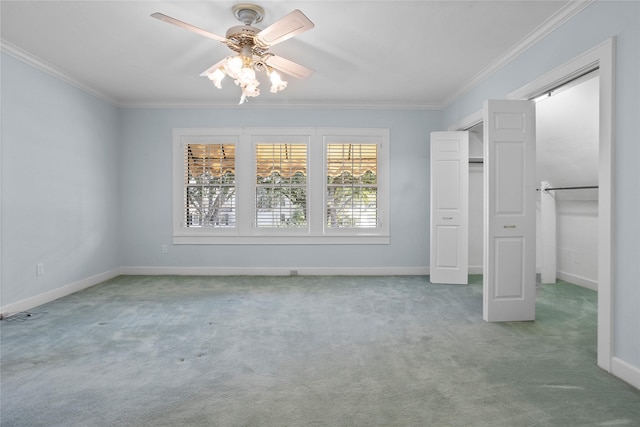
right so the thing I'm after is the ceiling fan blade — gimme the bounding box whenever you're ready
[265,55,314,80]
[199,57,228,77]
[255,9,314,48]
[151,12,227,43]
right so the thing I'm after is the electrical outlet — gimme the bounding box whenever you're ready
[36,263,44,276]
[161,245,168,254]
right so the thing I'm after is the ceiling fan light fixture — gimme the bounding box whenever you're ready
[224,55,243,78]
[205,54,291,103]
[154,4,314,104]
[239,65,256,81]
[207,68,226,89]
[269,69,287,93]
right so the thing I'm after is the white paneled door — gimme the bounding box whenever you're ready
[430,131,469,284]
[483,100,536,322]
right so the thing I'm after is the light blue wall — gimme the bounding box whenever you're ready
[0,53,121,306]
[443,1,640,371]
[119,108,440,269]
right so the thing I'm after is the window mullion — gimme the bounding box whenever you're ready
[308,133,324,236]
[236,132,253,235]
[173,137,187,233]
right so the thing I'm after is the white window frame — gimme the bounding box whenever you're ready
[172,127,389,244]
[250,130,311,237]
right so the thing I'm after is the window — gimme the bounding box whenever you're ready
[255,143,307,228]
[326,143,378,229]
[173,128,389,244]
[185,143,236,228]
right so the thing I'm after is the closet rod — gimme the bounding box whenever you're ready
[537,185,598,192]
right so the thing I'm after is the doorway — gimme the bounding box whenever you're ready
[535,70,599,290]
[449,39,614,371]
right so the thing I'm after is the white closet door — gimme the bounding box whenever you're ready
[430,131,469,284]
[483,100,536,322]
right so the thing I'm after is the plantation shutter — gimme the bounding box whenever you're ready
[185,143,236,228]
[255,143,308,228]
[326,144,378,228]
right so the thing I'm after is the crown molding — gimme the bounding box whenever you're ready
[1,39,120,107]
[440,0,595,108]
[121,100,442,111]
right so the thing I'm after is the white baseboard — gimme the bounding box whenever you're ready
[120,266,430,276]
[557,271,598,291]
[0,268,121,317]
[611,357,640,390]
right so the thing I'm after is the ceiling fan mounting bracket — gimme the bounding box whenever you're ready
[232,4,264,26]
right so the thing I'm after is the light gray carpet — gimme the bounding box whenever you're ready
[1,275,639,426]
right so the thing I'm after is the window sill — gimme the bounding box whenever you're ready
[172,234,390,245]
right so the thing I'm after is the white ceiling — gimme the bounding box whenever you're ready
[1,1,587,108]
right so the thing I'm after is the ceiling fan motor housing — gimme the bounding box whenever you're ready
[225,25,267,56]
[226,25,259,41]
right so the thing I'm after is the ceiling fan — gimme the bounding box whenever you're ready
[151,3,315,104]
